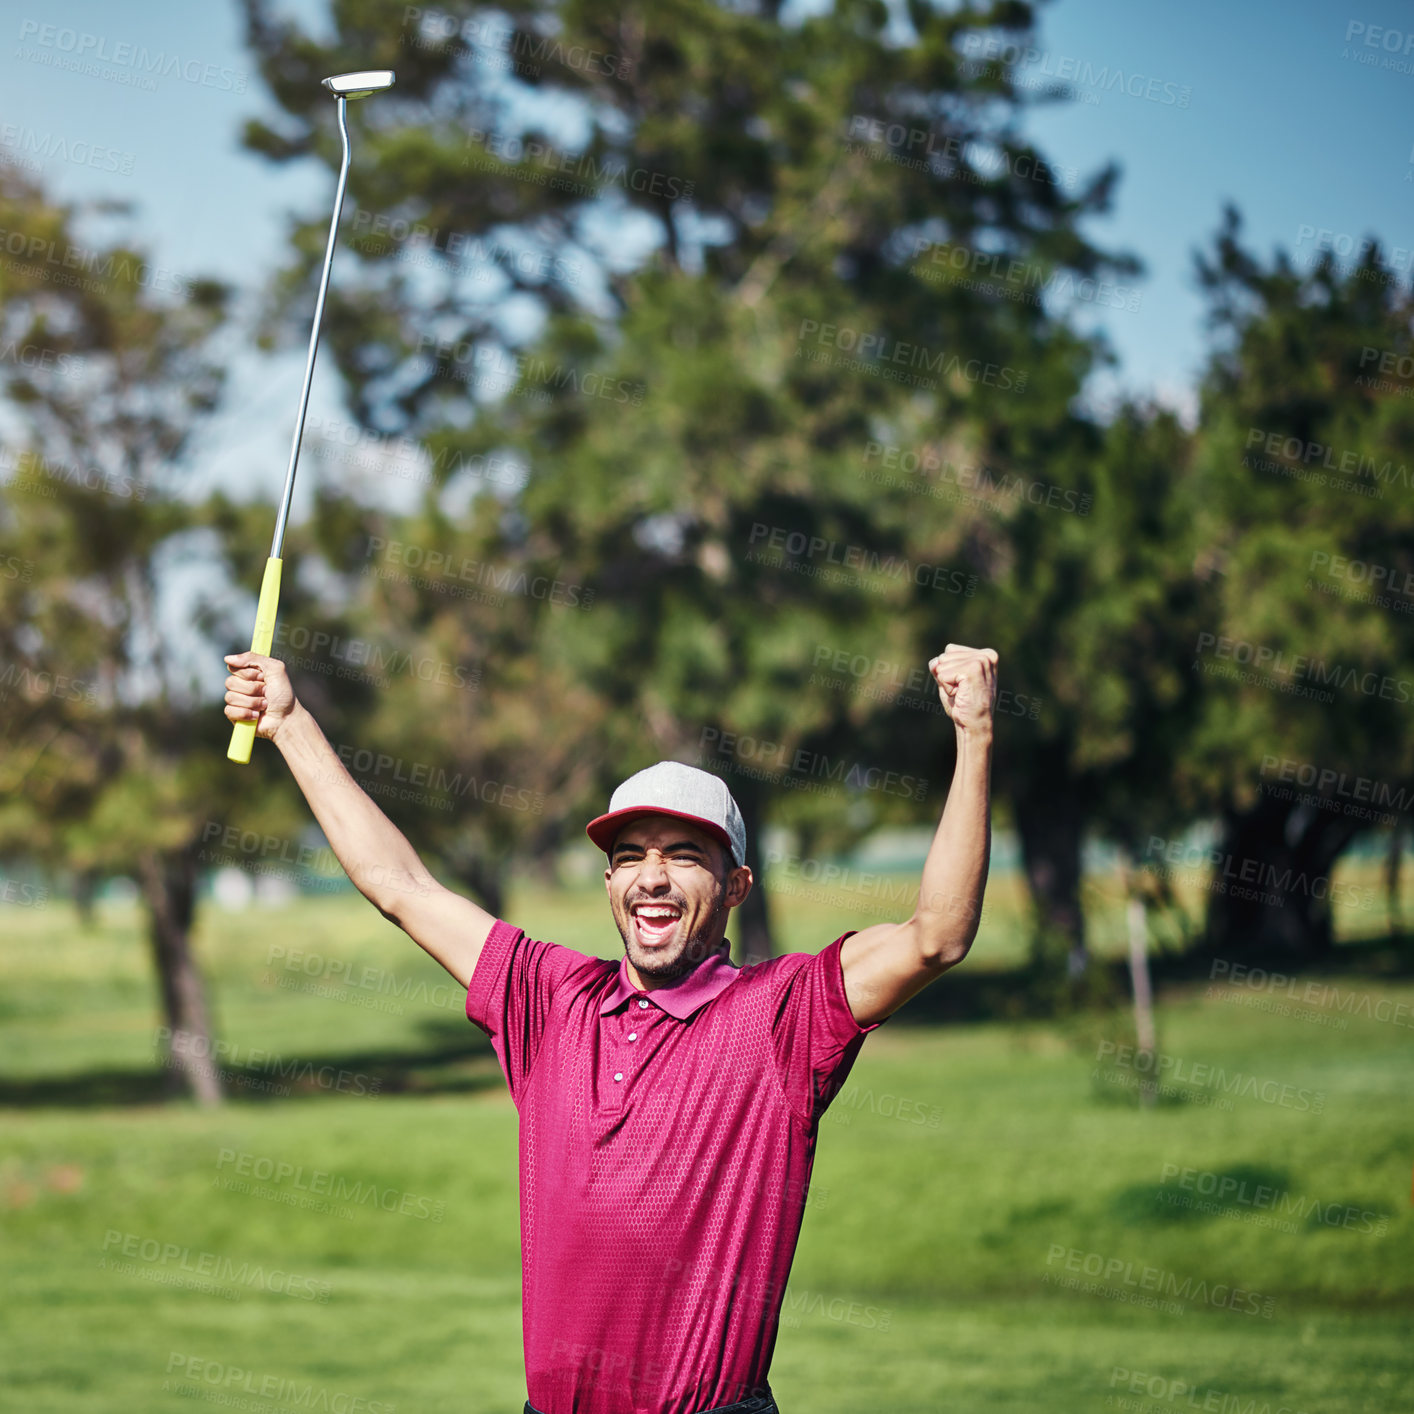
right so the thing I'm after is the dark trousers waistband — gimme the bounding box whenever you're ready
[525,1391,777,1414]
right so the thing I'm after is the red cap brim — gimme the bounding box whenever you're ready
[586,807,734,861]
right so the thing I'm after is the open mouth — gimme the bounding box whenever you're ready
[630,902,683,947]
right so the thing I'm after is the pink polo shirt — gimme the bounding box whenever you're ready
[465,918,882,1414]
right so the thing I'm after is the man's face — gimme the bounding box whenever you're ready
[604,816,752,982]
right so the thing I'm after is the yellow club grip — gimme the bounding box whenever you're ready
[227,556,284,765]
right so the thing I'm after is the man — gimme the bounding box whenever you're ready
[222,642,998,1414]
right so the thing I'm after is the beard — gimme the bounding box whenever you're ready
[613,885,729,981]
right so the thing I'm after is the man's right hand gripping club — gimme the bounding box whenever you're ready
[224,651,297,743]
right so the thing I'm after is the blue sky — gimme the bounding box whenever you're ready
[3,0,1411,505]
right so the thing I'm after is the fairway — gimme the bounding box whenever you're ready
[2,881,1410,1413]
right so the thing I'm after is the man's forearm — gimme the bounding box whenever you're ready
[914,727,993,964]
[272,701,435,919]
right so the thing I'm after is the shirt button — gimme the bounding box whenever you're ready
[628,1033,638,1041]
[613,1072,624,1082]
[638,999,650,1009]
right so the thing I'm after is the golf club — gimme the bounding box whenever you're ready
[227,68,396,764]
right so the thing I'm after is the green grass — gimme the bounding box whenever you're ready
[1,881,1411,1413]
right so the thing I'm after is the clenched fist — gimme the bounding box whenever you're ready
[928,644,999,738]
[223,652,297,743]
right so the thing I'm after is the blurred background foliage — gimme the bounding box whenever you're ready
[2,0,1412,1095]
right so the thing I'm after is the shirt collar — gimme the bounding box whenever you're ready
[598,946,740,1022]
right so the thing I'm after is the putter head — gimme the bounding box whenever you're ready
[322,70,396,99]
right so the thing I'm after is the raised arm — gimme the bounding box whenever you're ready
[839,643,996,1026]
[223,651,496,988]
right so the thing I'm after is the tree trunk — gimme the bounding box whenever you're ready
[449,849,507,921]
[74,867,99,930]
[1385,824,1404,939]
[1126,894,1156,1108]
[1010,761,1088,976]
[1203,796,1363,957]
[137,848,222,1106]
[731,775,775,966]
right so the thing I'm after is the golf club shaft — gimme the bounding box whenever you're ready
[228,96,353,765]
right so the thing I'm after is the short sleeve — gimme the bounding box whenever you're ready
[771,931,882,1126]
[465,919,601,1105]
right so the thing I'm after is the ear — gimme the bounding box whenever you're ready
[724,865,753,908]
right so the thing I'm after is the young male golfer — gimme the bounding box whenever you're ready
[223,641,998,1414]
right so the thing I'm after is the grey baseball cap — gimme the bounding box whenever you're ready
[586,761,746,868]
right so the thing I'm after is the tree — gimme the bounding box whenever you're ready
[1173,206,1414,956]
[238,0,1136,960]
[0,161,249,1103]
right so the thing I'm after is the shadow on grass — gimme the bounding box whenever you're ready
[887,929,1414,1028]
[0,1016,502,1109]
[6,934,1414,1106]
[1110,1164,1292,1226]
[1109,1165,1395,1236]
